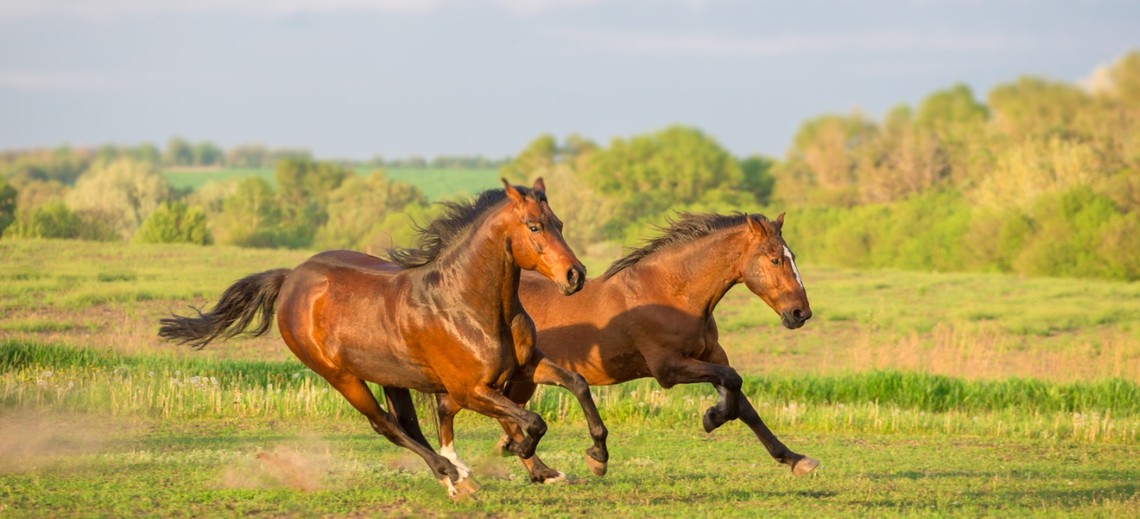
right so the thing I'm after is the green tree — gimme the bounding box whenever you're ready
[0,179,16,236]
[6,201,81,239]
[739,155,776,205]
[582,126,744,235]
[501,134,559,182]
[65,158,172,240]
[274,159,351,247]
[227,144,269,168]
[987,77,1090,139]
[193,142,225,166]
[134,201,211,245]
[129,143,161,164]
[212,177,281,247]
[315,172,427,250]
[164,137,194,166]
[915,83,988,132]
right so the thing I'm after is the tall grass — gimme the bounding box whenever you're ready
[4,340,1137,443]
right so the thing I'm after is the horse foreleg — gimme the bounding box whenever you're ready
[437,386,563,483]
[519,356,609,477]
[701,344,818,475]
[462,385,547,459]
[329,376,476,499]
[649,355,743,431]
[735,392,819,476]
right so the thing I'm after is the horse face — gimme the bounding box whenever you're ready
[502,178,586,295]
[740,213,812,329]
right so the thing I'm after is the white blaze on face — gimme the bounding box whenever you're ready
[783,245,804,290]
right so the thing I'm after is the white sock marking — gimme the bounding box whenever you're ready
[440,442,471,479]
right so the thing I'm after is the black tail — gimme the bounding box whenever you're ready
[159,269,291,350]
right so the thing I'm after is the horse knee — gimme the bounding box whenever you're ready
[723,371,743,391]
[526,414,547,439]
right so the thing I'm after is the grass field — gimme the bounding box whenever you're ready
[2,239,1139,515]
[161,167,501,201]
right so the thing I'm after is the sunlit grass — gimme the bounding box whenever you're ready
[5,341,1137,444]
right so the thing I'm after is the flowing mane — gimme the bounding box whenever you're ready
[386,186,537,268]
[601,212,769,280]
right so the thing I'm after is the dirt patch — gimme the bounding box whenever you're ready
[0,411,141,473]
[220,440,333,492]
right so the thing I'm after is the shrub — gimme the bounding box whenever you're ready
[134,201,212,245]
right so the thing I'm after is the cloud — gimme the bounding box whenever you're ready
[0,71,161,91]
[0,0,604,19]
[552,29,1041,57]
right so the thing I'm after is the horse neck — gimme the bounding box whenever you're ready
[628,227,748,317]
[434,208,522,318]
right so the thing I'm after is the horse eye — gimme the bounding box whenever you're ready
[771,258,780,265]
[528,224,541,233]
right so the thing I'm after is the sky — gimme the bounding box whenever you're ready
[1,0,1138,161]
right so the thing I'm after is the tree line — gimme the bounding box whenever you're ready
[1,50,1138,281]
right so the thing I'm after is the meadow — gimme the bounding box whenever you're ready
[161,167,501,200]
[1,239,1138,516]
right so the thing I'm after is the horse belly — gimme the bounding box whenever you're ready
[341,346,445,392]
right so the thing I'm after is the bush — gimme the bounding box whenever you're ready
[134,201,212,245]
[5,201,81,239]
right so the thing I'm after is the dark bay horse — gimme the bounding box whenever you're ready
[159,179,608,498]
[437,212,818,481]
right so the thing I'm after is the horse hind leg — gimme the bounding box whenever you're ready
[329,376,476,499]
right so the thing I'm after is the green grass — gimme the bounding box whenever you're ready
[4,340,1138,443]
[3,239,1139,383]
[3,237,1140,515]
[160,167,500,201]
[1,418,1136,517]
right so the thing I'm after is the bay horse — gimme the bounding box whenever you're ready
[436,212,818,482]
[158,179,609,498]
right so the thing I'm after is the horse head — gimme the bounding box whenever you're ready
[739,213,812,329]
[502,178,586,296]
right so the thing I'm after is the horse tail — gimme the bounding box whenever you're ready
[159,269,291,350]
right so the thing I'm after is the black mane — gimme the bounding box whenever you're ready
[601,212,768,279]
[387,186,535,268]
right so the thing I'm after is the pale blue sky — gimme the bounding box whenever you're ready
[1,0,1137,160]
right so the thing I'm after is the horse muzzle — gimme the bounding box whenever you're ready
[780,308,812,329]
[559,265,585,296]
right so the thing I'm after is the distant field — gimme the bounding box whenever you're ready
[4,239,1137,382]
[161,167,501,201]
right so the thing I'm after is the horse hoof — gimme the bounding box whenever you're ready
[586,455,608,477]
[495,436,514,457]
[702,407,730,433]
[448,477,480,501]
[542,472,568,485]
[792,456,820,476]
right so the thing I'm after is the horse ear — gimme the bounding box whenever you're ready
[746,214,768,238]
[501,178,525,205]
[532,177,547,194]
[775,212,785,231]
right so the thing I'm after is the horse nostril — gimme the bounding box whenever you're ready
[567,267,579,286]
[793,308,811,322]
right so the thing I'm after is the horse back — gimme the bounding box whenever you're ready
[276,250,450,391]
